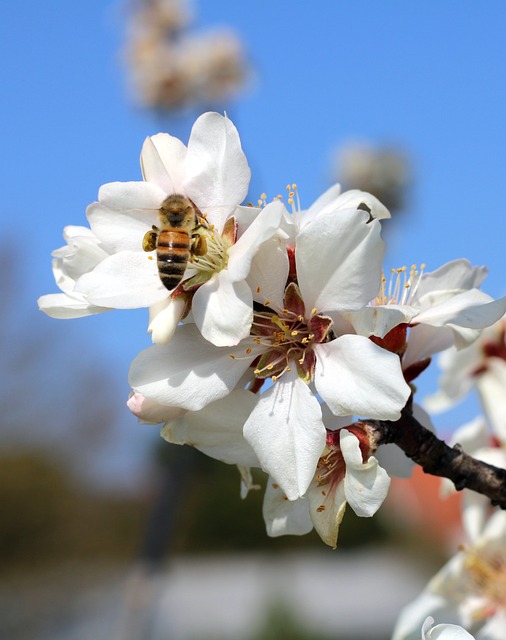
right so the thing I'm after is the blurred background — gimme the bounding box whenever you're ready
[1,1,505,638]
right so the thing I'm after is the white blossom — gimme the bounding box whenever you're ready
[393,510,506,640]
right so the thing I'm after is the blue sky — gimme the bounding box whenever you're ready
[2,1,506,486]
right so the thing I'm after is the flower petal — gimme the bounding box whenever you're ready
[227,200,284,282]
[184,112,250,230]
[128,324,259,410]
[247,237,289,311]
[314,335,410,420]
[37,293,109,318]
[340,429,390,517]
[306,476,347,549]
[243,369,326,500]
[296,208,384,314]
[74,251,166,308]
[148,296,187,344]
[262,479,314,537]
[86,202,158,254]
[192,273,253,346]
[140,133,187,194]
[161,390,260,467]
[414,259,488,302]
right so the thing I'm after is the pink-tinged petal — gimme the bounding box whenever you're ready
[306,476,347,549]
[247,237,289,311]
[97,181,167,211]
[184,113,250,230]
[161,390,260,467]
[227,200,284,282]
[37,293,110,319]
[127,391,185,424]
[86,202,158,254]
[414,259,488,302]
[262,480,313,537]
[340,429,390,517]
[74,251,167,308]
[243,369,326,500]
[148,296,186,344]
[140,133,187,194]
[128,324,259,411]
[192,274,253,346]
[296,208,384,315]
[314,335,410,420]
[344,304,419,339]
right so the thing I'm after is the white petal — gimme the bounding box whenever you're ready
[37,293,109,318]
[128,324,259,410]
[344,304,420,338]
[415,290,506,333]
[422,617,475,640]
[314,335,410,420]
[192,274,253,347]
[262,480,314,537]
[306,476,347,549]
[86,202,158,254]
[227,200,284,282]
[184,112,250,230]
[414,259,488,302]
[296,208,384,314]
[161,390,260,467]
[247,236,289,311]
[403,324,455,369]
[298,183,343,229]
[97,181,166,211]
[140,133,187,194]
[477,362,506,442]
[148,296,186,344]
[243,370,326,500]
[74,251,166,308]
[340,429,391,517]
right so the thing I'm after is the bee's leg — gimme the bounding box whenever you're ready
[190,233,207,258]
[142,226,159,252]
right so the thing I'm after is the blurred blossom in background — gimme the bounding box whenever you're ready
[125,0,248,112]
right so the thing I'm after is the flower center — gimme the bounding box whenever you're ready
[376,264,425,306]
[464,547,506,619]
[250,309,318,382]
[248,283,333,383]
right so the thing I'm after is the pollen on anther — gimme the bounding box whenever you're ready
[256,286,261,293]
[316,505,326,512]
[291,330,298,336]
[254,368,260,375]
[264,300,271,306]
[229,355,236,359]
[271,375,277,382]
[246,348,252,354]
[311,308,318,315]
[148,256,153,260]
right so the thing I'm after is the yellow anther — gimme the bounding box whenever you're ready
[246,348,252,354]
[260,192,267,200]
[264,300,271,306]
[311,308,318,315]
[229,354,235,359]
[256,286,261,293]
[291,330,298,336]
[271,375,277,382]
[267,364,274,370]
[316,505,326,512]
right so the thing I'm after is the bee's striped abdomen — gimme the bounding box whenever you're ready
[156,228,191,291]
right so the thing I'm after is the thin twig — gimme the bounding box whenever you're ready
[362,410,506,509]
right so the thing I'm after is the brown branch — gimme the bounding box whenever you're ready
[362,410,506,509]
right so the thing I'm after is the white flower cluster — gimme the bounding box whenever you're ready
[393,312,506,635]
[39,112,506,554]
[125,0,247,111]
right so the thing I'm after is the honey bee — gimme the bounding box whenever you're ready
[142,194,208,291]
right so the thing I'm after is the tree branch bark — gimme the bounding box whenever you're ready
[362,410,506,509]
